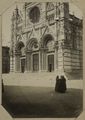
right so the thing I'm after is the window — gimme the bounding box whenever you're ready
[29,6,40,23]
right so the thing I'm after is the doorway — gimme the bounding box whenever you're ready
[48,55,54,72]
[21,58,25,73]
[33,54,39,71]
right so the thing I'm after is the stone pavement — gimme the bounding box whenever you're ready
[2,72,83,89]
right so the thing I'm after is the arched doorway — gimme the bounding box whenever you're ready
[26,38,39,72]
[42,34,54,72]
[15,41,25,73]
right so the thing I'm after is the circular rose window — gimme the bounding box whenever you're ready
[29,6,40,23]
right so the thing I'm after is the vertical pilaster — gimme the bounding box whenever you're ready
[46,51,48,71]
[41,50,44,71]
[39,51,41,72]
[55,47,57,68]
[30,53,32,72]
[40,50,43,71]
[10,55,15,72]
[25,53,28,72]
[10,56,13,72]
[15,54,21,72]
[42,50,47,71]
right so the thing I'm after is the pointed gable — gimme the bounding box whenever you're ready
[46,2,54,12]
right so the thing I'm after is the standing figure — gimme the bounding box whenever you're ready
[55,75,59,92]
[2,79,4,93]
[59,75,67,93]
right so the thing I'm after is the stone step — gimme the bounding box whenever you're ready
[2,73,83,89]
[2,72,57,87]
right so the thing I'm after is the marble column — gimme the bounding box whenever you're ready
[10,48,16,72]
[54,47,58,71]
[42,49,47,71]
[39,51,41,72]
[10,55,15,72]
[15,53,21,72]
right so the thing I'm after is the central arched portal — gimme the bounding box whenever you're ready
[42,34,55,72]
[48,54,54,72]
[15,41,25,73]
[26,35,55,72]
[26,38,39,72]
[33,53,39,71]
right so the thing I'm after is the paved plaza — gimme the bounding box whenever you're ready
[2,73,83,118]
[2,86,83,118]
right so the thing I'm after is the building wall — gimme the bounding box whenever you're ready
[63,14,83,79]
[10,2,83,79]
[2,47,10,73]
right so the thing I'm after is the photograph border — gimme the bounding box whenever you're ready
[0,0,85,120]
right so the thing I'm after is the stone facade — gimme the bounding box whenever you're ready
[2,46,10,73]
[10,2,83,79]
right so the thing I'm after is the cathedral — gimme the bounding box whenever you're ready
[10,2,83,79]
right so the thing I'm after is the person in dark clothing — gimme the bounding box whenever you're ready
[58,75,67,93]
[2,79,4,93]
[55,75,67,93]
[55,75,59,92]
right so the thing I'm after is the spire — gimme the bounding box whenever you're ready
[15,5,18,12]
[15,5,19,18]
[12,12,15,19]
[13,12,14,16]
[11,11,15,22]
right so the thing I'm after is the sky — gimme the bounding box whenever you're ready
[2,2,23,47]
[2,2,83,47]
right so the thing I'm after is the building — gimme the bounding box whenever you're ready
[2,46,10,73]
[10,2,83,79]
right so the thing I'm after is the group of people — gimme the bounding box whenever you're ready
[55,75,67,93]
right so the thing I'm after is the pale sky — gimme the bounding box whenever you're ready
[2,2,23,47]
[2,2,83,47]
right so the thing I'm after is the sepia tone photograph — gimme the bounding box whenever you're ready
[0,0,83,119]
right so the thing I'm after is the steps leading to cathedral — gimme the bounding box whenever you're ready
[2,72,57,87]
[2,72,83,89]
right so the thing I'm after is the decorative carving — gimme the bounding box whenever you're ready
[47,14,55,23]
[26,38,38,51]
[17,35,22,42]
[54,41,59,49]
[47,40,54,51]
[46,2,54,12]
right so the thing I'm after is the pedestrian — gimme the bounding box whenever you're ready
[55,75,59,92]
[59,75,67,93]
[2,79,4,93]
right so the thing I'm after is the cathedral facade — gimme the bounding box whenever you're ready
[10,2,83,79]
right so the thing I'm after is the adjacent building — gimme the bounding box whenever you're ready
[2,46,10,73]
[10,2,83,79]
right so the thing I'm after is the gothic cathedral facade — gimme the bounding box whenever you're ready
[10,2,83,79]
